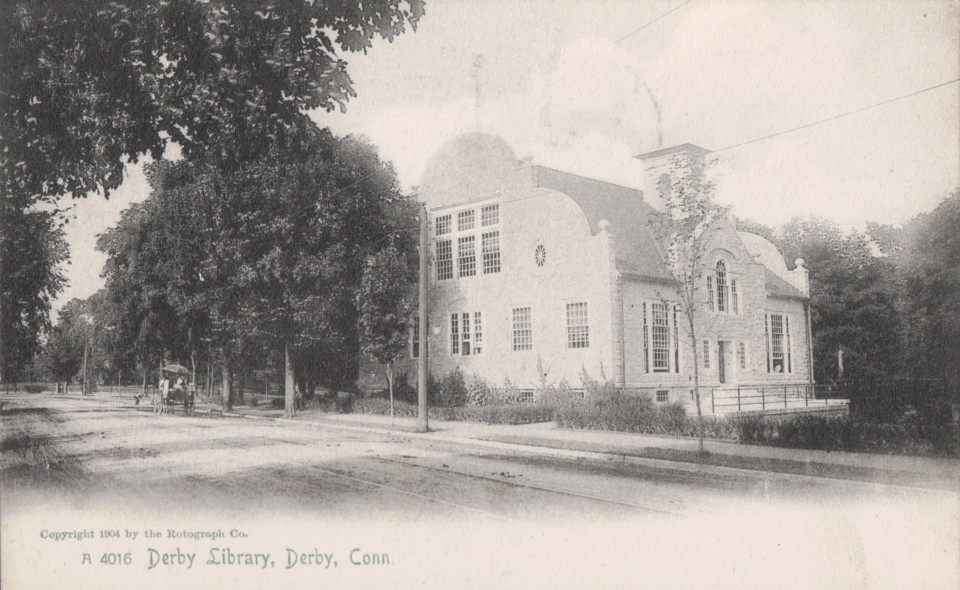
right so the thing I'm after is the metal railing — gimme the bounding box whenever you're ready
[709,383,848,414]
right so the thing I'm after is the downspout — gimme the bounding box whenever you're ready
[619,277,626,390]
[805,300,815,386]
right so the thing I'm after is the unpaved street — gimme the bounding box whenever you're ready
[3,393,958,590]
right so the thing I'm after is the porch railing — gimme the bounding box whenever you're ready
[709,383,847,414]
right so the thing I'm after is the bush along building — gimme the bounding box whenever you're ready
[360,133,835,415]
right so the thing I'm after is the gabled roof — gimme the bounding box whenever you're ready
[635,143,711,161]
[531,164,809,299]
[532,166,672,281]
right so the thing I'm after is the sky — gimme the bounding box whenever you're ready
[56,0,960,312]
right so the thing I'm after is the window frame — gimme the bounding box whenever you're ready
[512,306,533,352]
[565,301,590,349]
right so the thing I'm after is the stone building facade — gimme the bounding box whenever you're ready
[359,133,814,414]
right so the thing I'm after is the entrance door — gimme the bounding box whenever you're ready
[718,341,727,384]
[718,341,737,385]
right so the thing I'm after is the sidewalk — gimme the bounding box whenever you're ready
[275,410,960,492]
[177,395,960,492]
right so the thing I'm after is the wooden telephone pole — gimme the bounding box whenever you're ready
[417,200,429,432]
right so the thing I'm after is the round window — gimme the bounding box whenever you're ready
[534,244,546,267]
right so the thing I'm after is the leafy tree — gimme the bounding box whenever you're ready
[2,0,425,202]
[2,0,423,382]
[650,154,727,455]
[0,204,68,382]
[893,192,960,400]
[358,243,417,419]
[779,217,900,387]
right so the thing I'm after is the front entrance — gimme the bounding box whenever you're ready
[718,341,736,384]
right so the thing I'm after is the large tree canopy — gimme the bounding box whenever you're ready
[97,129,418,407]
[1,0,424,202]
[0,0,422,382]
[0,203,68,381]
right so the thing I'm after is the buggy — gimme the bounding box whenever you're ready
[155,364,195,415]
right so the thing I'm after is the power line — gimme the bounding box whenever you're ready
[714,78,960,153]
[616,0,696,43]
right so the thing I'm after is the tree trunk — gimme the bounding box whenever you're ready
[387,363,394,424]
[221,362,232,411]
[284,342,295,418]
[688,316,705,456]
[81,341,89,395]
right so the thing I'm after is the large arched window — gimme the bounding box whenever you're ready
[716,260,729,312]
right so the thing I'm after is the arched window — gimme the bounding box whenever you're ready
[716,260,729,312]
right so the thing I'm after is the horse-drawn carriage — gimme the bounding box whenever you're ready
[154,364,195,415]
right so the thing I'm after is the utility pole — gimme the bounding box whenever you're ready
[417,199,429,432]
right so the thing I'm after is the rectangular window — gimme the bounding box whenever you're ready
[481,231,501,274]
[672,305,680,373]
[461,312,471,355]
[731,279,739,314]
[707,276,715,312]
[770,313,784,373]
[518,390,534,403]
[450,313,459,355]
[703,339,711,369]
[435,214,451,236]
[457,235,476,277]
[651,303,669,372]
[457,209,475,231]
[765,314,771,372]
[512,307,533,351]
[566,302,589,349]
[786,316,792,373]
[738,341,747,370]
[411,316,420,359]
[481,204,499,227]
[474,312,483,354]
[642,303,650,373]
[656,390,669,403]
[716,264,728,312]
[436,240,453,281]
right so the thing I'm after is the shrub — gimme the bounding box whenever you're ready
[466,373,491,407]
[492,377,521,404]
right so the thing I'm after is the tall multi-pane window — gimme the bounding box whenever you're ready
[482,231,501,274]
[457,209,475,232]
[481,204,499,227]
[642,303,650,373]
[731,279,739,314]
[461,313,471,355]
[672,305,680,373]
[457,235,476,277]
[566,302,589,349]
[411,315,420,358]
[435,214,451,236]
[436,240,453,281]
[707,276,715,311]
[651,303,669,372]
[716,260,728,312]
[769,313,785,373]
[450,313,459,355]
[512,307,533,351]
[765,314,771,372]
[785,316,792,373]
[703,339,711,368]
[474,312,483,354]
[449,311,481,356]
